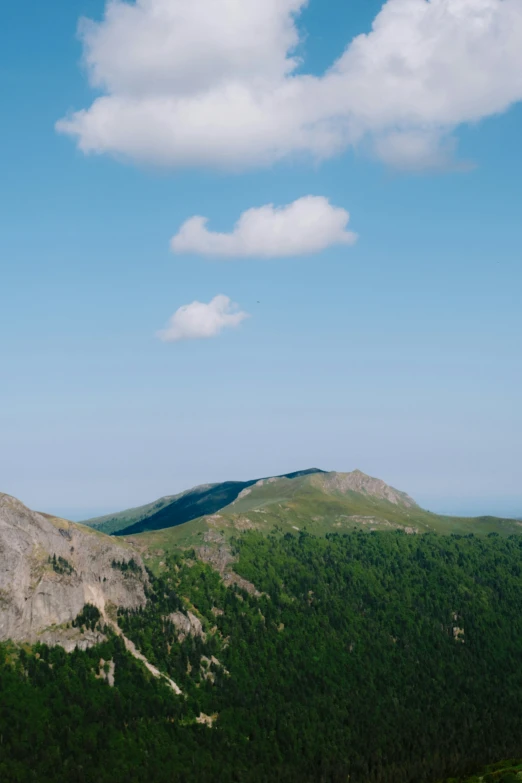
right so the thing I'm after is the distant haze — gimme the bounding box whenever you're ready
[416,497,522,520]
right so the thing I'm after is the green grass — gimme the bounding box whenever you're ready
[129,473,522,575]
[222,474,522,537]
[80,495,185,535]
[83,470,324,536]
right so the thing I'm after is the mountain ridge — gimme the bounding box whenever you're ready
[83,468,326,536]
[126,471,522,569]
[3,484,522,782]
[80,468,522,553]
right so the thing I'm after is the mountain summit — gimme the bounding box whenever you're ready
[82,468,522,548]
[310,470,418,508]
[83,469,422,539]
[95,468,522,551]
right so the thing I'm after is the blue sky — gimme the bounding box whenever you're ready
[1,0,521,519]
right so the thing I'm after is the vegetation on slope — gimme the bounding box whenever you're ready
[443,759,522,782]
[129,473,522,563]
[4,530,522,781]
[0,635,220,783]
[82,469,324,536]
[121,529,522,780]
[223,471,522,536]
[81,488,217,535]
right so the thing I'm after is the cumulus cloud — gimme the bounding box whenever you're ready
[156,295,249,342]
[57,0,522,170]
[171,196,357,258]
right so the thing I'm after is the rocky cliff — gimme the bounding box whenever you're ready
[310,470,418,508]
[0,493,147,648]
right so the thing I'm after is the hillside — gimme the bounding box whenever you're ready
[221,469,522,536]
[3,479,522,782]
[81,492,197,535]
[3,529,522,782]
[85,469,522,552]
[122,470,522,564]
[82,468,325,535]
[0,492,147,649]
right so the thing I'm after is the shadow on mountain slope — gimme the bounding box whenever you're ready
[112,469,324,537]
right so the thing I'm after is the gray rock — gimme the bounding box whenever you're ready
[312,470,418,508]
[97,658,116,687]
[168,610,204,641]
[197,543,235,574]
[0,493,147,646]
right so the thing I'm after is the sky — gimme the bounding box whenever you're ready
[1,0,521,520]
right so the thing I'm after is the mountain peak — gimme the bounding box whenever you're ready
[311,470,418,508]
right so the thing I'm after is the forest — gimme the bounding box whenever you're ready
[446,759,522,782]
[2,529,522,782]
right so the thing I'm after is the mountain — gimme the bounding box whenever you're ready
[3,475,522,783]
[85,469,522,549]
[0,492,147,649]
[3,520,522,782]
[104,470,522,565]
[215,468,521,537]
[3,479,522,782]
[82,468,325,535]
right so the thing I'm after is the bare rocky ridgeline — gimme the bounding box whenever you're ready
[0,493,148,649]
[311,470,418,508]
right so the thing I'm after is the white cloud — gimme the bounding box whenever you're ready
[57,0,522,170]
[157,295,249,342]
[171,196,357,258]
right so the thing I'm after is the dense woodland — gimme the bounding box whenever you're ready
[2,530,522,782]
[446,759,522,782]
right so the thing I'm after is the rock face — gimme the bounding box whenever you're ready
[0,493,147,645]
[312,470,418,508]
[168,610,205,641]
[197,532,263,597]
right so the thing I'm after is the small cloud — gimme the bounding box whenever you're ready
[157,294,249,343]
[170,196,357,258]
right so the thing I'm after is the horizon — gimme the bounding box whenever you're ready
[38,463,522,522]
[2,0,521,520]
[55,500,522,523]
[4,3,522,778]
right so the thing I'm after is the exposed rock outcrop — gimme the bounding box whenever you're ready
[312,470,418,508]
[0,493,147,646]
[200,654,229,682]
[38,626,106,652]
[116,627,182,694]
[96,658,116,687]
[196,713,217,727]
[168,610,205,641]
[197,533,263,597]
[198,531,235,574]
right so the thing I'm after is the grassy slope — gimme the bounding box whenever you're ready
[127,472,522,572]
[83,469,324,536]
[80,493,199,535]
